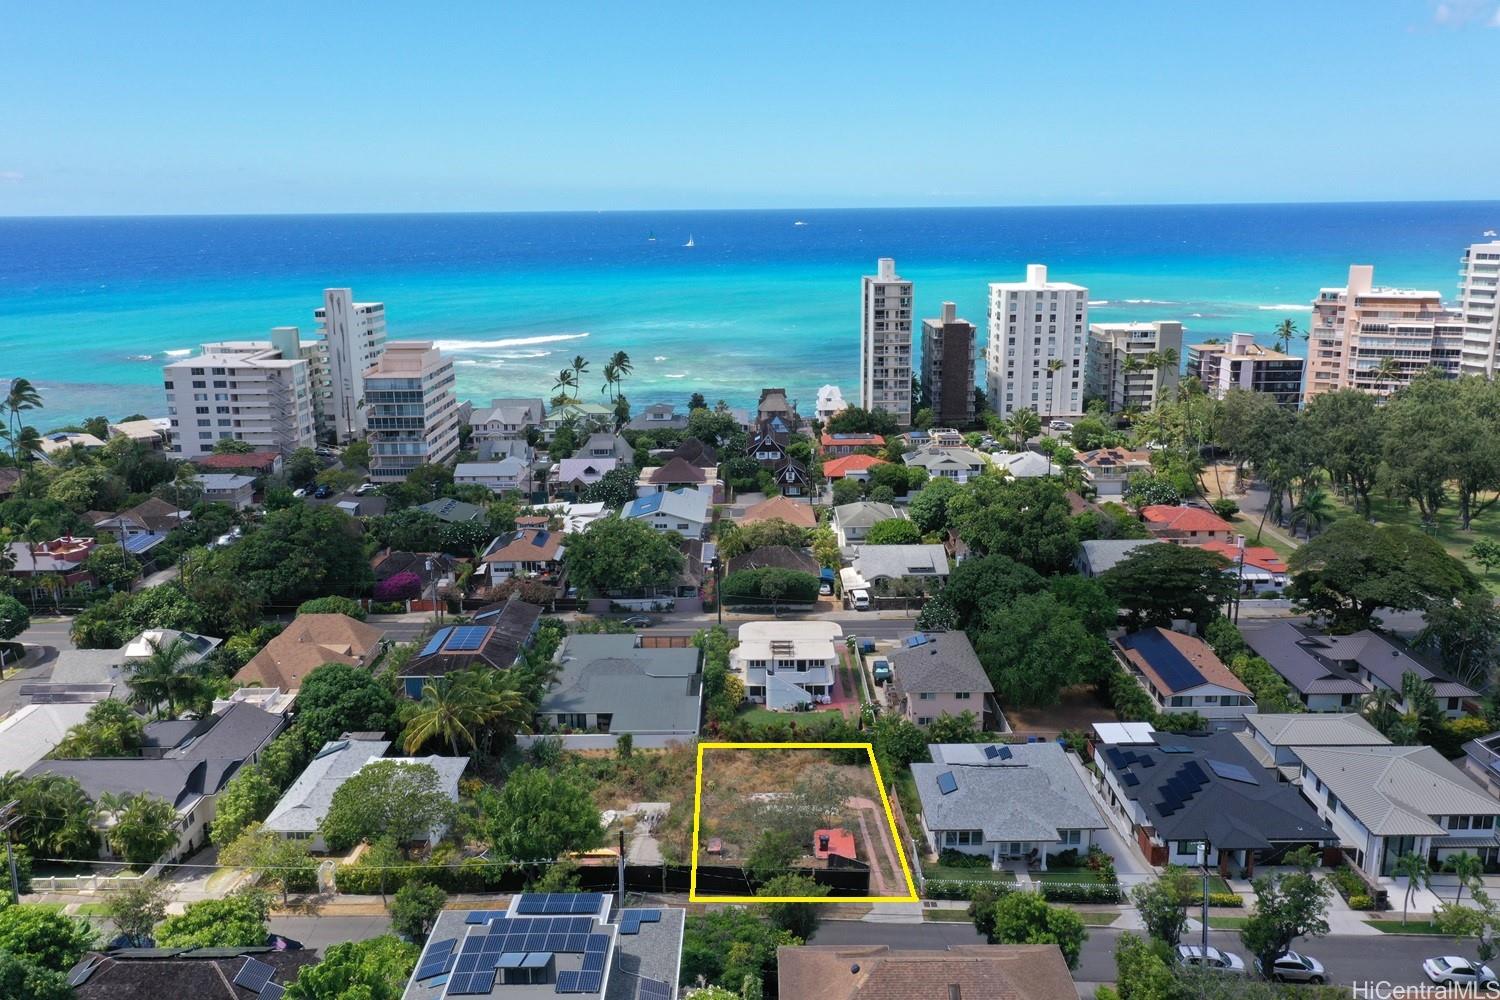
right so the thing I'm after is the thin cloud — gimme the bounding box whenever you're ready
[0,171,24,183]
[1430,0,1500,26]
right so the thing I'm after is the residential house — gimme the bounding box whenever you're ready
[123,628,222,665]
[538,633,702,738]
[771,458,811,496]
[93,497,190,556]
[1141,504,1236,543]
[469,397,545,458]
[455,458,530,495]
[191,450,284,476]
[1194,539,1289,592]
[527,501,609,534]
[745,427,790,468]
[757,387,798,428]
[1095,730,1337,873]
[737,494,817,530]
[395,597,544,699]
[38,430,106,460]
[627,401,691,432]
[821,454,886,483]
[902,445,987,483]
[1298,744,1500,877]
[635,457,719,500]
[729,620,841,709]
[621,489,710,539]
[1075,538,1155,577]
[108,417,171,449]
[831,501,901,547]
[542,401,613,438]
[777,944,1075,1000]
[482,527,566,581]
[1075,447,1152,497]
[553,457,617,497]
[580,432,634,465]
[370,549,455,600]
[1113,628,1256,720]
[4,535,98,587]
[888,632,994,727]
[912,742,1106,867]
[726,545,819,578]
[841,544,950,596]
[814,384,849,422]
[70,949,318,1000]
[668,437,718,467]
[415,497,485,523]
[1240,620,1477,715]
[264,739,466,851]
[28,701,285,862]
[402,893,683,1000]
[0,467,19,499]
[1237,712,1390,782]
[0,703,94,775]
[194,473,256,511]
[992,450,1057,479]
[821,431,885,457]
[233,613,384,692]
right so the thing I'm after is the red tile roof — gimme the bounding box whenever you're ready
[821,431,886,448]
[1140,505,1235,534]
[822,454,887,478]
[739,495,818,529]
[192,451,281,472]
[1195,540,1288,574]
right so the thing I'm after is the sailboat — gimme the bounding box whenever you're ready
[793,220,807,227]
[647,229,657,242]
[684,234,695,248]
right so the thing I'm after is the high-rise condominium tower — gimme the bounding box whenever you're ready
[364,341,460,484]
[163,327,316,458]
[1085,321,1183,413]
[313,288,388,442]
[987,264,1087,420]
[921,302,976,426]
[859,258,913,426]
[1459,241,1500,377]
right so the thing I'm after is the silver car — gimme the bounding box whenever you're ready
[1257,950,1325,984]
[1176,944,1247,975]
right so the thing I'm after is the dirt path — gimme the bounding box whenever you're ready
[847,795,903,897]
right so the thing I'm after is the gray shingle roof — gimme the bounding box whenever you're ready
[1245,713,1389,747]
[1296,745,1500,836]
[1077,539,1156,576]
[262,738,391,835]
[833,502,899,530]
[1238,621,1373,696]
[913,743,1103,842]
[889,633,992,696]
[542,635,702,735]
[850,544,949,582]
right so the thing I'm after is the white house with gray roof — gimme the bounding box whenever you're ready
[263,737,390,850]
[831,501,901,547]
[1297,744,1500,878]
[912,742,1106,868]
[1076,538,1155,577]
[1237,712,1390,781]
[841,544,950,596]
[888,632,993,727]
[730,620,841,710]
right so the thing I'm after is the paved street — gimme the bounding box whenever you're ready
[268,914,394,953]
[0,617,70,714]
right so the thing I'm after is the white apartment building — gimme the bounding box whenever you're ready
[987,264,1087,420]
[363,341,460,484]
[859,258,913,426]
[162,328,316,459]
[312,288,388,442]
[1186,333,1306,408]
[1459,241,1500,376]
[1085,321,1183,413]
[1305,265,1462,400]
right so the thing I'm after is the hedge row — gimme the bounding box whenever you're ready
[1209,891,1243,908]
[923,878,1015,901]
[334,859,513,895]
[1038,880,1125,904]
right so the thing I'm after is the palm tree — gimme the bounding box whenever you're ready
[171,461,198,512]
[1361,686,1401,738]
[1153,348,1180,408]
[9,426,42,464]
[1006,408,1041,451]
[5,378,42,464]
[570,355,590,390]
[1393,852,1431,927]
[1045,358,1066,422]
[21,517,49,604]
[1373,356,1400,397]
[126,635,201,717]
[1289,486,1335,538]
[600,361,621,401]
[1446,852,1484,905]
[403,672,490,756]
[552,369,579,403]
[1271,319,1300,354]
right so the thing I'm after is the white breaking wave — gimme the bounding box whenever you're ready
[163,348,192,357]
[653,355,668,362]
[663,373,688,379]
[430,332,589,352]
[1087,300,1110,306]
[1123,299,1174,305]
[1257,304,1312,312]
[126,354,153,361]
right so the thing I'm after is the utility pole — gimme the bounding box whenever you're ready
[1197,842,1210,959]
[617,829,626,912]
[1233,534,1247,624]
[712,557,722,627]
[0,800,21,904]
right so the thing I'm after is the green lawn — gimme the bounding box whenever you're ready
[923,909,974,922]
[1367,919,1449,935]
[1206,916,1250,929]
[72,903,111,916]
[733,706,843,728]
[1327,491,1500,597]
[1074,911,1121,926]
[1032,868,1118,885]
[1229,514,1299,561]
[925,866,1017,883]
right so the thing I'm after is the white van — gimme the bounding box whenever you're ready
[848,589,871,611]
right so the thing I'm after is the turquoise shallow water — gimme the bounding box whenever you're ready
[1,203,1497,427]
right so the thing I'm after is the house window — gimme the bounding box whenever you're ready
[1170,696,1189,707]
[1059,829,1082,845]
[1327,793,1340,814]
[954,691,971,700]
[916,716,933,725]
[1451,815,1473,830]
[919,692,936,701]
[1174,841,1200,856]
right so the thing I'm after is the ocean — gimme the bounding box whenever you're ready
[2,202,1497,428]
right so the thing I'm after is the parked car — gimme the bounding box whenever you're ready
[356,481,378,494]
[1049,419,1072,431]
[847,589,870,611]
[620,615,656,628]
[291,487,307,498]
[1423,956,1497,986]
[313,484,333,499]
[872,660,892,685]
[1256,950,1325,984]
[1176,945,1246,975]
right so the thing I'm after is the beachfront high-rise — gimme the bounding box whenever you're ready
[1459,241,1500,377]
[920,302,976,426]
[1085,321,1183,413]
[162,328,316,458]
[363,341,460,484]
[858,258,913,426]
[312,288,388,443]
[986,264,1087,420]
[1187,334,1305,408]
[1305,265,1462,399]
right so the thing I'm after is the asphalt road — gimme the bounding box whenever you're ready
[811,920,1466,993]
[268,914,395,954]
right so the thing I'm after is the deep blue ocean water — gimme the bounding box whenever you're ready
[2,202,1497,427]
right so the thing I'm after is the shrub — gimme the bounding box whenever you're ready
[937,849,992,869]
[296,596,367,620]
[924,879,1014,901]
[1208,891,1243,908]
[368,600,407,614]
[1039,881,1124,904]
[1348,894,1374,911]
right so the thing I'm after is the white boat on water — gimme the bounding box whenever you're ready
[684,235,695,247]
[1486,230,1498,237]
[793,220,806,226]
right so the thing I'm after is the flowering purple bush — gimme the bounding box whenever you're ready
[374,571,423,602]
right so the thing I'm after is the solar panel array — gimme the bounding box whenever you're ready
[233,958,276,994]
[446,626,491,652]
[638,977,673,1000]
[421,627,454,657]
[1122,629,1205,691]
[556,970,604,993]
[448,967,497,995]
[1207,758,1260,785]
[618,909,661,935]
[415,937,458,980]
[983,744,1013,761]
[259,983,287,1000]
[515,893,606,915]
[1156,761,1210,816]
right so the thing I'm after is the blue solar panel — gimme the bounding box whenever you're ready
[259,984,286,1000]
[936,771,958,795]
[465,911,488,924]
[512,918,535,933]
[448,626,490,652]
[582,952,604,972]
[448,969,496,995]
[455,953,483,975]
[1208,759,1260,784]
[1138,756,1156,768]
[415,939,457,980]
[1104,747,1127,768]
[567,917,592,933]
[905,634,929,648]
[516,894,544,914]
[637,909,660,923]
[497,952,526,969]
[524,932,549,951]
[233,959,275,994]
[522,953,552,969]
[420,627,453,657]
[1160,744,1192,754]
[639,979,673,1000]
[586,934,610,953]
[571,893,605,914]
[578,971,603,992]
[557,970,583,993]
[564,933,590,952]
[545,895,568,914]
[1122,629,1205,692]
[1122,772,1139,786]
[460,936,485,955]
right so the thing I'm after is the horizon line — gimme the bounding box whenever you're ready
[4,196,1500,222]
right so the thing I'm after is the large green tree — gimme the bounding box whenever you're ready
[294,661,397,748]
[285,936,417,1000]
[389,881,448,942]
[562,515,683,597]
[103,876,170,947]
[215,504,372,604]
[0,903,95,971]
[210,764,282,847]
[154,891,270,948]
[948,476,1079,574]
[1238,850,1331,977]
[320,761,456,854]
[98,792,179,865]
[51,699,144,758]
[1287,519,1479,630]
[1301,389,1383,518]
[969,888,1086,969]
[476,765,602,863]
[1100,543,1236,630]
[681,908,797,994]
[220,822,318,904]
[939,554,1043,628]
[973,593,1112,707]
[0,950,70,1000]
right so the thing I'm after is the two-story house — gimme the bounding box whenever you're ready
[621,488,710,539]
[1113,627,1256,720]
[821,431,886,457]
[1140,505,1236,544]
[888,632,994,727]
[730,620,842,710]
[1075,448,1152,498]
[469,397,545,459]
[831,501,901,547]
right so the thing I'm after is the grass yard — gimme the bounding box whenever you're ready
[1074,911,1122,926]
[734,706,845,729]
[1206,916,1250,929]
[71,903,111,916]
[923,909,975,922]
[1367,919,1450,934]
[1327,491,1500,597]
[925,866,1017,883]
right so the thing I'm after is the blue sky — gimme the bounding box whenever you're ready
[2,1,1497,215]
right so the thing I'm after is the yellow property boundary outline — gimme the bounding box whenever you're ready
[689,741,920,903]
